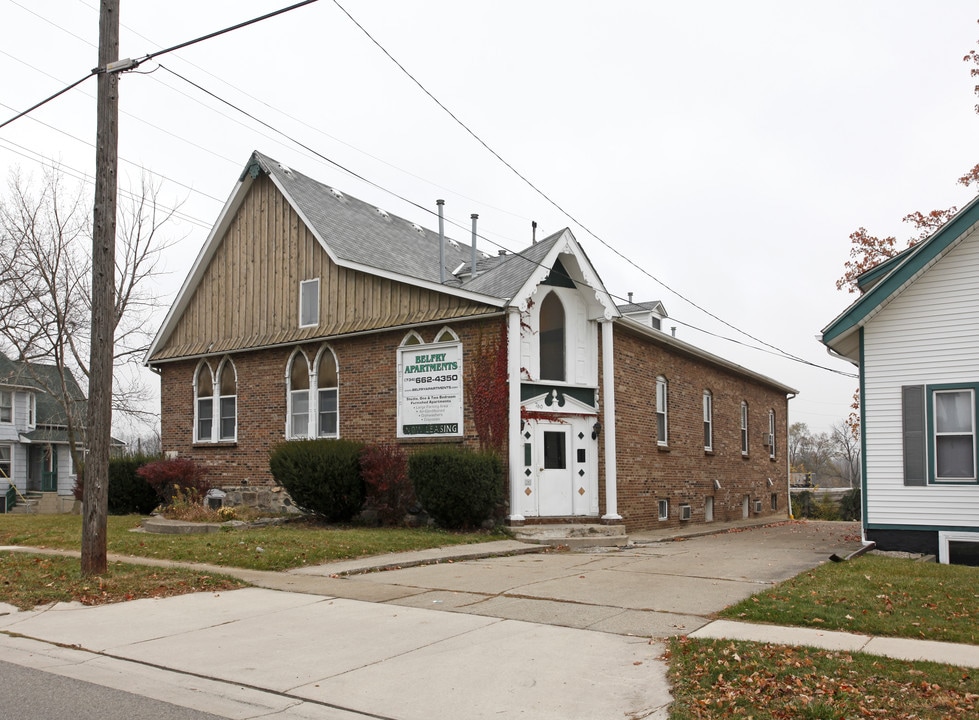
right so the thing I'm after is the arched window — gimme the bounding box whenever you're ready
[768,409,776,459]
[435,326,459,343]
[195,358,237,442]
[539,292,565,381]
[288,351,311,438]
[194,362,214,442]
[217,359,237,441]
[316,348,339,438]
[401,331,424,346]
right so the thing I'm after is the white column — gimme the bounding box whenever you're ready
[601,319,621,521]
[507,308,525,522]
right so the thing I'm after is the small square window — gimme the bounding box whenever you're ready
[658,499,669,521]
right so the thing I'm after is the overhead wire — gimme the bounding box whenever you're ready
[330,0,832,374]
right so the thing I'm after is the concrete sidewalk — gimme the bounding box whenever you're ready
[3,520,979,719]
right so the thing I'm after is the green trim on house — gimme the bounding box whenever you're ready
[866,522,979,534]
[859,328,868,533]
[520,383,596,409]
[925,382,979,485]
[822,194,979,346]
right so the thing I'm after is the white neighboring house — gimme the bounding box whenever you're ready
[0,352,85,503]
[821,195,979,564]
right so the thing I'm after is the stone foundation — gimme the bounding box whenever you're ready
[220,485,302,514]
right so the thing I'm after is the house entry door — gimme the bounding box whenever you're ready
[41,445,57,492]
[536,424,573,516]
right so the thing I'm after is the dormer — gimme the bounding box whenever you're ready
[617,294,667,331]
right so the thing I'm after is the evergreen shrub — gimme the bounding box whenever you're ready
[409,446,502,529]
[839,488,862,521]
[108,454,160,514]
[269,438,365,522]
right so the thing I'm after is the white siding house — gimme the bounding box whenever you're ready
[822,196,979,563]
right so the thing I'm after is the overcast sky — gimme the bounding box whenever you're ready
[2,0,978,437]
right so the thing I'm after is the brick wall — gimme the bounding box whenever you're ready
[608,326,790,532]
[159,316,508,489]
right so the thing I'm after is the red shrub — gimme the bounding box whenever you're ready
[360,444,413,526]
[136,458,210,505]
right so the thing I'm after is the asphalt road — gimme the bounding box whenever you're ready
[0,659,227,720]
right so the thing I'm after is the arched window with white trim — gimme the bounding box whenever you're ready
[539,291,566,382]
[401,331,424,346]
[217,359,237,441]
[316,347,339,438]
[288,351,311,438]
[194,361,214,442]
[195,358,236,443]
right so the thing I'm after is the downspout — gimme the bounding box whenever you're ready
[437,199,445,284]
[786,392,796,520]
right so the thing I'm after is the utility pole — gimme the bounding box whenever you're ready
[83,0,120,576]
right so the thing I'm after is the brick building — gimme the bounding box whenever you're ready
[147,151,795,531]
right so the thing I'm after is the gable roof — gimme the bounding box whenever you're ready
[821,193,979,363]
[148,151,620,361]
[0,352,86,426]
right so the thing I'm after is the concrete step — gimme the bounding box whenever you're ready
[509,523,628,548]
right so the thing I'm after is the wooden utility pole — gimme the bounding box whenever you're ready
[83,0,120,576]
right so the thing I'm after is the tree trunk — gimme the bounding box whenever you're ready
[83,0,120,577]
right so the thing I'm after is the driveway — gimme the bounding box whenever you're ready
[290,519,864,637]
[0,520,863,720]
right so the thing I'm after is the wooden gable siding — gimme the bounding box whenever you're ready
[151,175,497,361]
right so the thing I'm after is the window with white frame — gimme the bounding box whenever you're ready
[0,391,11,423]
[288,351,311,438]
[317,348,339,437]
[287,346,339,439]
[740,401,749,455]
[768,409,776,459]
[933,388,976,481]
[703,390,713,451]
[194,358,237,443]
[539,291,566,382]
[656,377,668,446]
[0,444,11,480]
[658,499,669,520]
[28,393,35,428]
[299,278,320,328]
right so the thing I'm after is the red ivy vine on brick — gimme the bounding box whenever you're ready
[471,323,509,452]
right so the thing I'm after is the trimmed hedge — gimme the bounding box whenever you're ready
[108,454,160,514]
[269,438,366,522]
[409,446,502,529]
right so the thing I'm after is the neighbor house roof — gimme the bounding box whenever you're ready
[0,352,86,427]
[821,193,979,363]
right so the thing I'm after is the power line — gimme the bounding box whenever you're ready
[331,0,827,372]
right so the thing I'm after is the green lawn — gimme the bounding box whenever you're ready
[721,554,979,645]
[0,514,499,571]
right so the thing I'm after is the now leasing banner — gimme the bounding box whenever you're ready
[397,342,464,437]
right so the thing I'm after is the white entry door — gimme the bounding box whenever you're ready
[537,424,574,516]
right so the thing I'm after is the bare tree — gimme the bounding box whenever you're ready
[831,419,861,489]
[0,165,180,468]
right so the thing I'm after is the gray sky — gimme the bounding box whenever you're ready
[2,0,978,437]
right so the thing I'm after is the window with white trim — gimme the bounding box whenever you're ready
[539,291,566,382]
[0,391,11,424]
[658,499,669,520]
[933,388,976,481]
[287,346,339,439]
[768,409,776,459]
[740,401,749,455]
[28,393,35,428]
[703,390,713,451]
[0,444,11,480]
[288,351,311,438]
[655,376,668,446]
[299,278,320,328]
[195,358,237,443]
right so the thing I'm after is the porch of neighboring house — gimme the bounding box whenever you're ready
[6,443,78,514]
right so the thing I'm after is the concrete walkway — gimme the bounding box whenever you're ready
[2,519,978,719]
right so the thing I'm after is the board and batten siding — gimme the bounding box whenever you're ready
[151,175,497,361]
[862,224,979,529]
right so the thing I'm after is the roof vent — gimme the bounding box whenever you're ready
[376,207,389,218]
[278,163,292,174]
[498,249,506,256]
[448,239,459,249]
[330,188,344,200]
[412,223,424,234]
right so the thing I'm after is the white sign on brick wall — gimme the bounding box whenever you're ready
[397,342,464,437]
